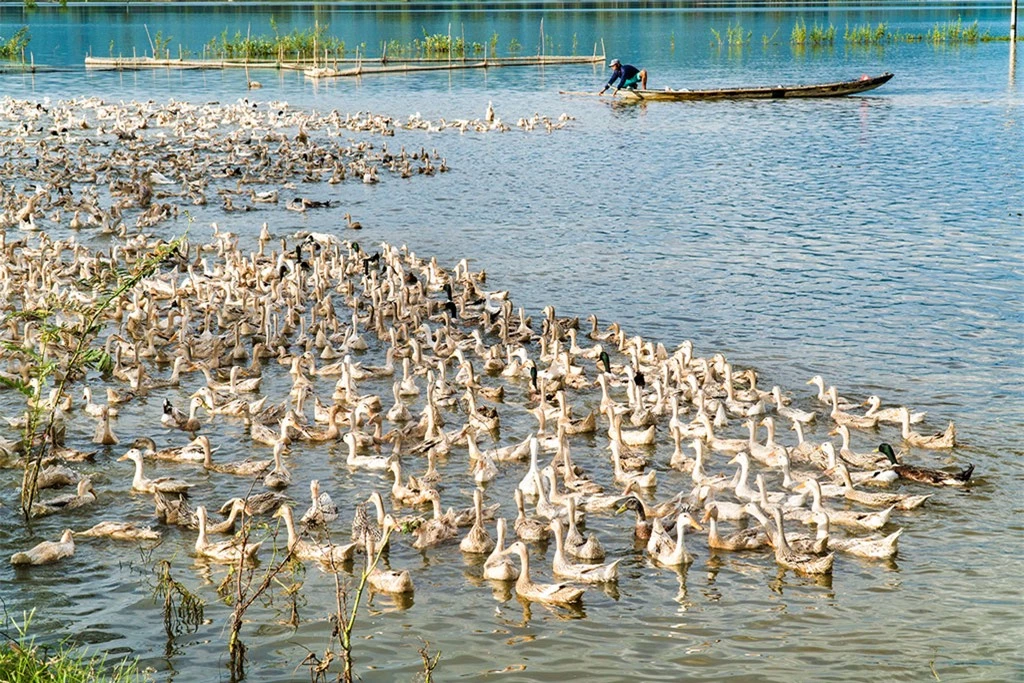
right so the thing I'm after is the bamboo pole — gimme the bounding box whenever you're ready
[1012,0,1018,42]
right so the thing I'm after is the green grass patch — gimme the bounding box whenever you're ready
[0,612,148,682]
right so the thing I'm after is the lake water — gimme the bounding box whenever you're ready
[0,2,1021,682]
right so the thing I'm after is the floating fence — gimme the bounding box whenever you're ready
[305,54,604,80]
[83,52,605,77]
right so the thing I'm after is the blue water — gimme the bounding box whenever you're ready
[0,3,1021,682]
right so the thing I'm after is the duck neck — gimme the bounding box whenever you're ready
[282,507,298,550]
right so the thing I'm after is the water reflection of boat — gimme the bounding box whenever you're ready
[562,72,894,102]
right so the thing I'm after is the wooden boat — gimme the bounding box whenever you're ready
[561,72,893,102]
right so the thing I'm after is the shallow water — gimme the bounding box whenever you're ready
[1,2,1022,682]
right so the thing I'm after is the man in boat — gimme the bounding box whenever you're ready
[599,58,647,95]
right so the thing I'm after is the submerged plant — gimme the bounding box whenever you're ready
[154,560,205,641]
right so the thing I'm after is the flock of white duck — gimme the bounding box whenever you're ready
[3,222,975,611]
[0,96,574,238]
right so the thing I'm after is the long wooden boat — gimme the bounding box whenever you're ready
[561,72,893,102]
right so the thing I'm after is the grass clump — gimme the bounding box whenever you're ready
[926,18,986,44]
[845,22,889,45]
[791,18,836,46]
[0,611,147,682]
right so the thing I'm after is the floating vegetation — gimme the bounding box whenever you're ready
[0,27,29,60]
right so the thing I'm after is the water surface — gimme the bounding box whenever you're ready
[0,2,1021,682]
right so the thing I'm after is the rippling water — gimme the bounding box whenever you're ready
[1,2,1021,682]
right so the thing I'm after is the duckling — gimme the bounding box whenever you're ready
[878,443,973,486]
[132,435,211,464]
[194,505,261,564]
[10,529,75,566]
[118,448,194,494]
[898,407,956,449]
[274,504,357,568]
[550,518,620,583]
[502,540,585,606]
[645,512,702,566]
[459,489,496,554]
[162,396,204,433]
[812,510,902,560]
[75,522,161,542]
[513,488,550,542]
[483,518,520,581]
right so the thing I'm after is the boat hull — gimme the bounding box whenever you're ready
[562,72,894,102]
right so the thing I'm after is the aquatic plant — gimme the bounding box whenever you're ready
[845,23,889,45]
[791,18,806,45]
[0,610,145,682]
[204,21,345,61]
[0,27,30,60]
[153,560,205,641]
[927,18,985,44]
[711,24,750,50]
[791,18,836,46]
[508,37,522,55]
